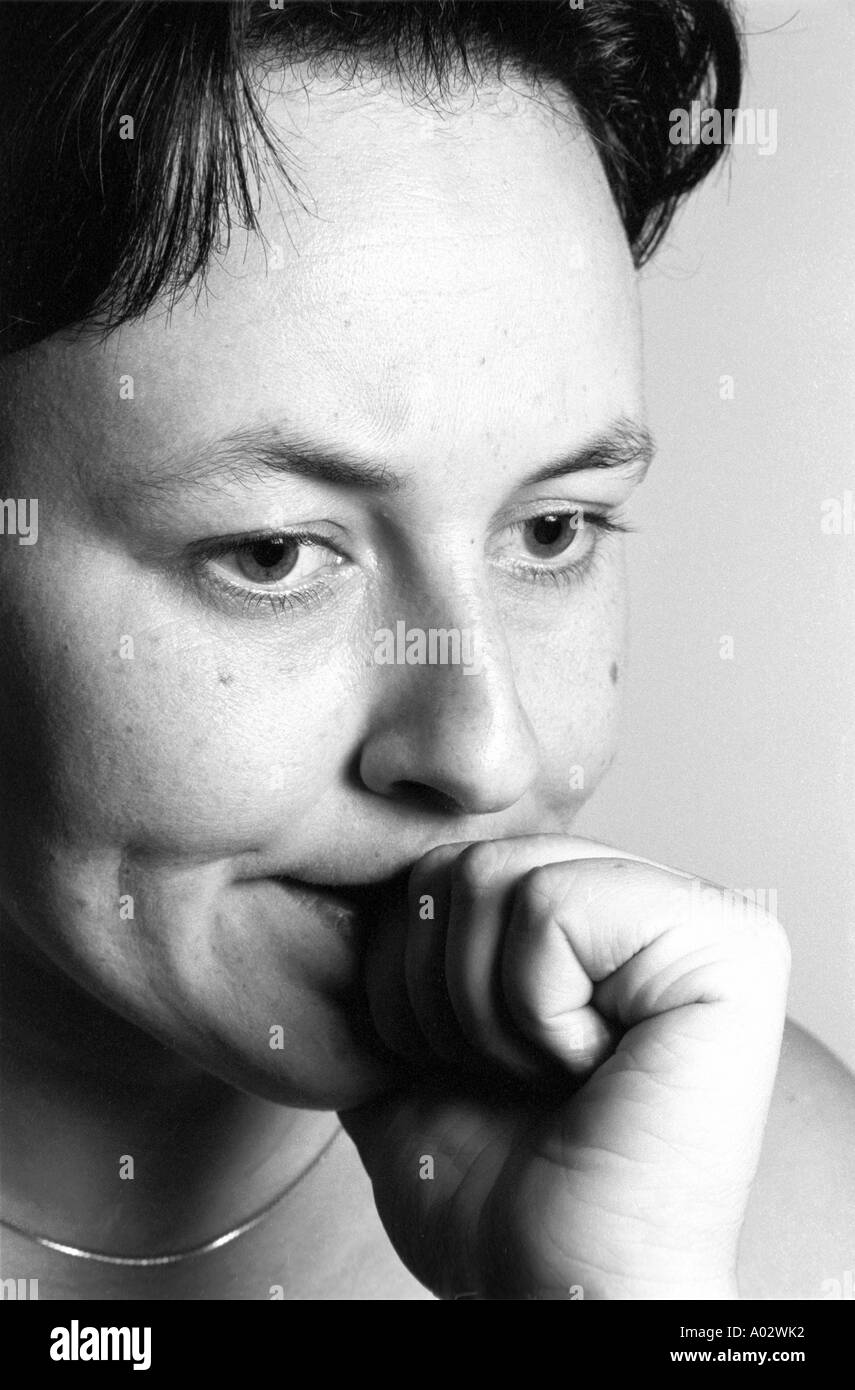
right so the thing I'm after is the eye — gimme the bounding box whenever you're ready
[228,536,326,586]
[493,507,628,586]
[519,512,585,560]
[209,533,344,590]
[191,530,348,615]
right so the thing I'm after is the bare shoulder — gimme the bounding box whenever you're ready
[738,1019,855,1300]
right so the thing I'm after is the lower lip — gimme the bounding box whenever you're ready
[274,877,363,946]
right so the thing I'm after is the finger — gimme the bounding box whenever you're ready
[441,835,658,1075]
[408,835,611,1076]
[404,843,465,1065]
[443,838,580,1077]
[363,873,426,1066]
[408,834,679,1077]
[504,858,789,1008]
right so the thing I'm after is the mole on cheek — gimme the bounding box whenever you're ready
[609,661,619,686]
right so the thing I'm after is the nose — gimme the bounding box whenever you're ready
[358,614,540,815]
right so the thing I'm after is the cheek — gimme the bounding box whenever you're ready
[508,551,627,806]
[1,579,360,857]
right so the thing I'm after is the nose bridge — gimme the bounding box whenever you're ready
[374,551,508,695]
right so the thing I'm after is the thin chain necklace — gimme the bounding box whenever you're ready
[0,1122,343,1267]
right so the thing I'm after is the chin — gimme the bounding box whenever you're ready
[197,996,403,1111]
[9,853,413,1111]
[137,872,412,1110]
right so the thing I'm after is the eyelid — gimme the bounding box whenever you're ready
[489,496,629,538]
[491,503,634,546]
[187,526,346,563]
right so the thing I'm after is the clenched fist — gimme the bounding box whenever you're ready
[340,836,791,1300]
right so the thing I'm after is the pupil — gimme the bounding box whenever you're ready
[531,514,575,550]
[251,538,294,570]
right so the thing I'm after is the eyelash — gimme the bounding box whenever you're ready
[193,510,633,617]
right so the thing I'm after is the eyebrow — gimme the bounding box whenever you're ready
[140,416,655,498]
[523,419,655,486]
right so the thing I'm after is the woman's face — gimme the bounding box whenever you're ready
[0,73,646,1107]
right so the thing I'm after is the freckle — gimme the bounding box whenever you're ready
[478,355,486,366]
[609,661,619,685]
[218,671,234,687]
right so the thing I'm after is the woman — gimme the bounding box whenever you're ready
[0,0,852,1301]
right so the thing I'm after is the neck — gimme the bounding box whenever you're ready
[0,914,337,1257]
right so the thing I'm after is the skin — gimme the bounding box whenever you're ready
[0,69,852,1301]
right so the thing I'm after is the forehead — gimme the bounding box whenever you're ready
[7,71,643,483]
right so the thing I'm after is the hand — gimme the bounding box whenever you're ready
[340,835,790,1300]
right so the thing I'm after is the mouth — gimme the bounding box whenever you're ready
[273,871,411,945]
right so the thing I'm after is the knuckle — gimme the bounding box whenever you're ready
[451,840,509,899]
[408,841,460,901]
[686,885,791,981]
[515,863,563,921]
[413,841,462,880]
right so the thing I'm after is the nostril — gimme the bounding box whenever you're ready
[389,781,463,817]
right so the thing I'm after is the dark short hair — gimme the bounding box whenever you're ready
[0,0,742,356]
